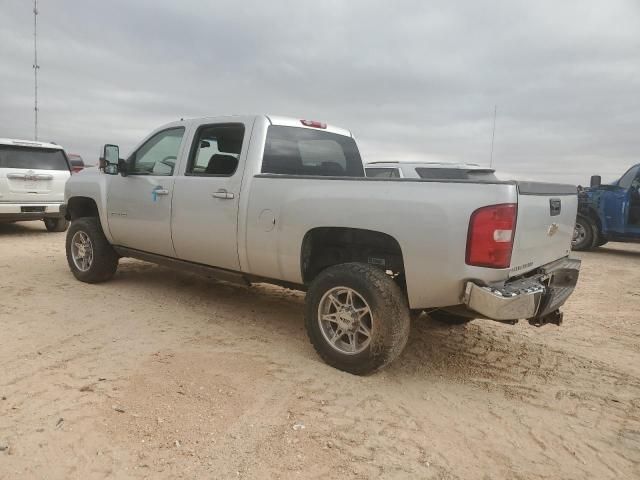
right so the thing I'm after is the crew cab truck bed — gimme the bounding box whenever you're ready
[64,115,581,374]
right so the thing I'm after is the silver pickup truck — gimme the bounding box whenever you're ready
[63,115,581,374]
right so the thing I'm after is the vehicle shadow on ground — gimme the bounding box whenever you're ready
[590,245,640,259]
[108,260,571,383]
[0,222,49,236]
[111,259,306,333]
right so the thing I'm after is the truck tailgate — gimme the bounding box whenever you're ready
[509,182,577,277]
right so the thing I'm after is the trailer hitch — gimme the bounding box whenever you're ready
[528,309,563,327]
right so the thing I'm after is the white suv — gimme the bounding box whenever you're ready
[0,138,71,232]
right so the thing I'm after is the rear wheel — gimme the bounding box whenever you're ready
[44,217,69,232]
[305,263,410,375]
[65,217,118,283]
[572,215,594,251]
[595,235,608,247]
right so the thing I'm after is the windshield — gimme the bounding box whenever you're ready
[0,145,69,170]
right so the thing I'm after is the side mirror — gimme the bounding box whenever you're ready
[590,175,601,188]
[103,144,119,164]
[101,144,120,175]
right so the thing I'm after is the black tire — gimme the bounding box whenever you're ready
[572,215,594,251]
[428,310,473,325]
[44,217,69,232]
[65,217,118,283]
[595,236,608,248]
[305,262,410,375]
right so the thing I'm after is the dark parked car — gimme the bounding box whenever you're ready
[67,154,85,174]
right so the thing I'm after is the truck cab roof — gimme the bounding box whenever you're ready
[159,115,353,138]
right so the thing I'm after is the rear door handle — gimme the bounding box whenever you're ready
[212,189,235,200]
[154,188,170,195]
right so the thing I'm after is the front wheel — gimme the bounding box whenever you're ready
[44,217,69,232]
[305,263,410,375]
[65,217,119,283]
[572,215,594,251]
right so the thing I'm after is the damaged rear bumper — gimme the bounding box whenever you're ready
[463,257,581,324]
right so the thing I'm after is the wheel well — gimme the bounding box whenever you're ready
[301,227,405,286]
[66,197,99,220]
[578,208,602,236]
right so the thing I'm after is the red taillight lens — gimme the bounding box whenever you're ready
[71,167,83,174]
[300,119,327,129]
[466,203,517,269]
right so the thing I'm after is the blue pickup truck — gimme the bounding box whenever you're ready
[573,164,640,250]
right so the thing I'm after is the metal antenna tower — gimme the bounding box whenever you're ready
[489,105,497,168]
[33,0,40,140]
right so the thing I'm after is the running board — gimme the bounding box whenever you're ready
[113,246,250,287]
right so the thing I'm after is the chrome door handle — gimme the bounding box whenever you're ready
[154,188,169,195]
[212,190,235,200]
[6,173,26,179]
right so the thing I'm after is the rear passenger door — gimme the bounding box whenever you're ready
[171,118,254,270]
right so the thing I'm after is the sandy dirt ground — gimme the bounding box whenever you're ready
[1,221,639,480]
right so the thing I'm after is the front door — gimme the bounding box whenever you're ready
[171,119,253,270]
[626,171,640,234]
[106,127,186,257]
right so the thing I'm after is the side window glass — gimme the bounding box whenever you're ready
[187,124,244,176]
[128,128,185,176]
[366,168,400,178]
[619,166,640,189]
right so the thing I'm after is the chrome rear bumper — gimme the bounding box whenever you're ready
[463,257,581,322]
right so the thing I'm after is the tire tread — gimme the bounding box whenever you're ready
[305,262,410,375]
[65,217,118,283]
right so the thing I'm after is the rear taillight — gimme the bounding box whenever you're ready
[71,167,83,174]
[466,203,517,269]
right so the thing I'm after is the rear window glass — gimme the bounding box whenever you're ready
[0,145,69,171]
[262,126,364,177]
[415,167,497,181]
[365,167,401,178]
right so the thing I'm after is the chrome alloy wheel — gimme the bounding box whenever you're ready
[572,222,586,247]
[317,287,373,355]
[71,230,94,272]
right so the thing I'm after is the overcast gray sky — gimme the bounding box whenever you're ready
[1,0,639,183]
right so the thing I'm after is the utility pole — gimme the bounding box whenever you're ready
[33,0,40,140]
[489,105,497,168]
